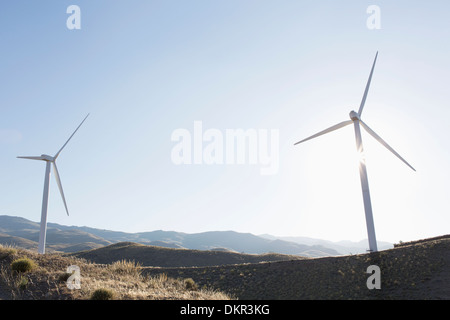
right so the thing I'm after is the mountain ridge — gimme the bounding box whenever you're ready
[0,215,389,256]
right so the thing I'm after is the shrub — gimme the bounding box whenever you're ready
[17,276,28,290]
[0,245,17,259]
[11,258,36,273]
[184,278,198,291]
[109,259,142,276]
[91,288,115,300]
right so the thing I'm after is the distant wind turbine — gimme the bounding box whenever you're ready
[294,52,415,252]
[18,114,89,254]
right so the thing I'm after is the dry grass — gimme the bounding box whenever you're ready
[2,235,447,300]
[0,244,232,300]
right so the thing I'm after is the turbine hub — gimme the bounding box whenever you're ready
[349,110,360,121]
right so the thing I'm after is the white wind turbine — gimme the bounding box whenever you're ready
[18,114,89,254]
[294,52,415,252]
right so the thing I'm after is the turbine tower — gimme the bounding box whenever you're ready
[294,52,415,252]
[18,114,89,254]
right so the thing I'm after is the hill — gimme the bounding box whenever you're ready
[0,215,340,256]
[0,233,37,251]
[1,235,448,300]
[0,216,112,253]
[0,244,230,300]
[68,242,307,267]
[142,235,450,299]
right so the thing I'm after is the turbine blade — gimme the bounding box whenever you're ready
[360,120,416,171]
[54,113,89,159]
[17,156,46,160]
[294,120,353,145]
[358,51,378,117]
[52,162,70,216]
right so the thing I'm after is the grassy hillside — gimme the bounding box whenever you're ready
[1,235,448,300]
[68,242,307,267]
[142,235,450,299]
[0,244,231,300]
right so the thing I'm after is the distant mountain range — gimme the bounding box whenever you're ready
[0,215,392,257]
[258,234,393,255]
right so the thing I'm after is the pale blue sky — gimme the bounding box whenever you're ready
[1,1,449,244]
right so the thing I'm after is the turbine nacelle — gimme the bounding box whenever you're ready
[41,154,55,162]
[349,110,360,121]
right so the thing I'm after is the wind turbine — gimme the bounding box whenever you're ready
[294,52,415,252]
[18,114,89,254]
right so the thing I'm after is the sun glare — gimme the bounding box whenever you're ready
[357,150,366,164]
